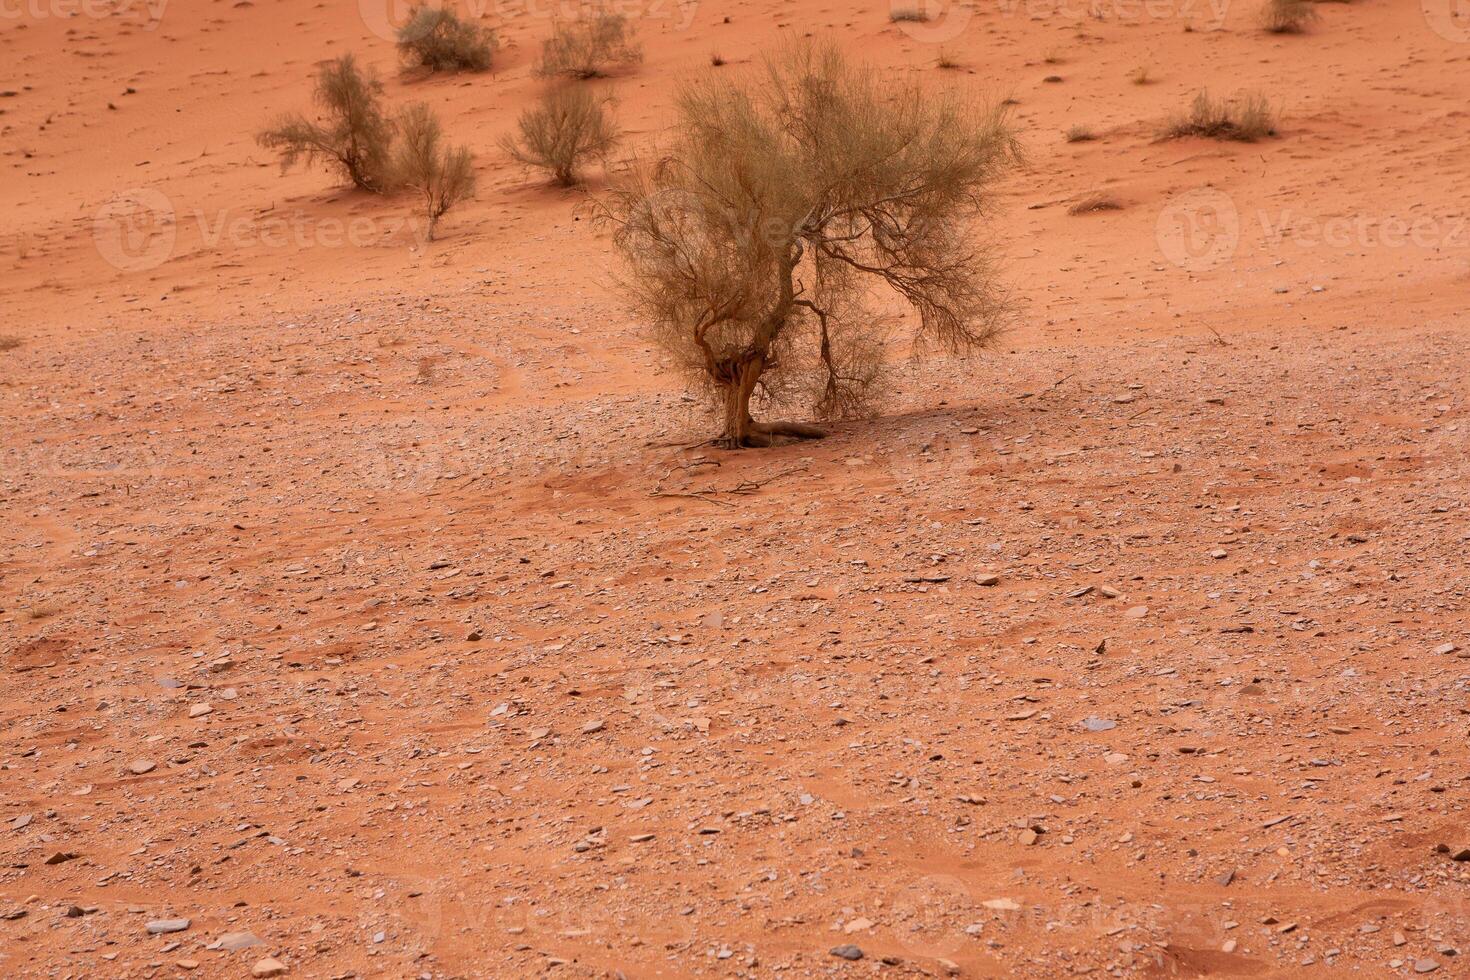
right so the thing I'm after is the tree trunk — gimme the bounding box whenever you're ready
[716,356,826,449]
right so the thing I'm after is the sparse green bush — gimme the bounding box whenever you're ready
[536,11,642,79]
[397,5,496,72]
[393,102,476,239]
[502,84,618,186]
[257,54,397,193]
[1163,90,1277,142]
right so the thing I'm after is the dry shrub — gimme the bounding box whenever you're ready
[1065,124,1096,142]
[501,84,618,186]
[1163,90,1277,142]
[1130,65,1153,85]
[1261,0,1319,33]
[1068,193,1122,214]
[536,12,642,80]
[600,40,1021,448]
[890,8,929,21]
[257,54,397,192]
[397,5,496,72]
[0,334,20,351]
[393,102,476,239]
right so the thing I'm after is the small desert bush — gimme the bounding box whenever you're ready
[890,7,928,21]
[1069,193,1122,214]
[397,5,496,72]
[257,54,397,192]
[393,102,476,238]
[501,84,618,186]
[1065,124,1096,142]
[536,12,642,79]
[1129,65,1153,85]
[0,334,20,351]
[1261,0,1319,33]
[1163,90,1277,142]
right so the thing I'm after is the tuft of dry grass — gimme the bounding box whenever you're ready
[397,4,496,72]
[936,48,960,70]
[889,8,929,21]
[1162,90,1277,142]
[1069,193,1123,215]
[710,51,725,67]
[1065,124,1096,143]
[1129,65,1153,85]
[0,334,20,351]
[536,11,642,79]
[501,83,618,186]
[1261,0,1319,33]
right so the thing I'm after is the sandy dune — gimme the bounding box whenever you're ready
[3,0,1469,976]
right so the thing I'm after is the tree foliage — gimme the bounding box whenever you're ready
[601,41,1021,447]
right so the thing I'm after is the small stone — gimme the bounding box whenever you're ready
[128,759,156,775]
[1123,605,1148,619]
[1450,848,1470,862]
[1209,549,1228,559]
[843,917,874,934]
[188,703,212,718]
[218,931,263,950]
[829,945,863,961]
[1414,960,1440,974]
[1082,717,1116,732]
[44,852,78,865]
[9,814,32,831]
[147,918,191,935]
[252,958,288,978]
[581,719,605,734]
[982,898,1021,911]
[1221,939,1237,953]
[1433,642,1458,656]
[975,574,1000,586]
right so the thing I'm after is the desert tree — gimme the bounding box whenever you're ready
[397,4,496,72]
[536,10,642,79]
[393,102,476,239]
[501,83,618,186]
[600,41,1021,448]
[257,54,397,193]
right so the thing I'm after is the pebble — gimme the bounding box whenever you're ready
[581,719,605,734]
[146,919,191,935]
[1414,960,1439,974]
[188,703,212,718]
[128,759,156,775]
[252,958,288,977]
[829,944,863,960]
